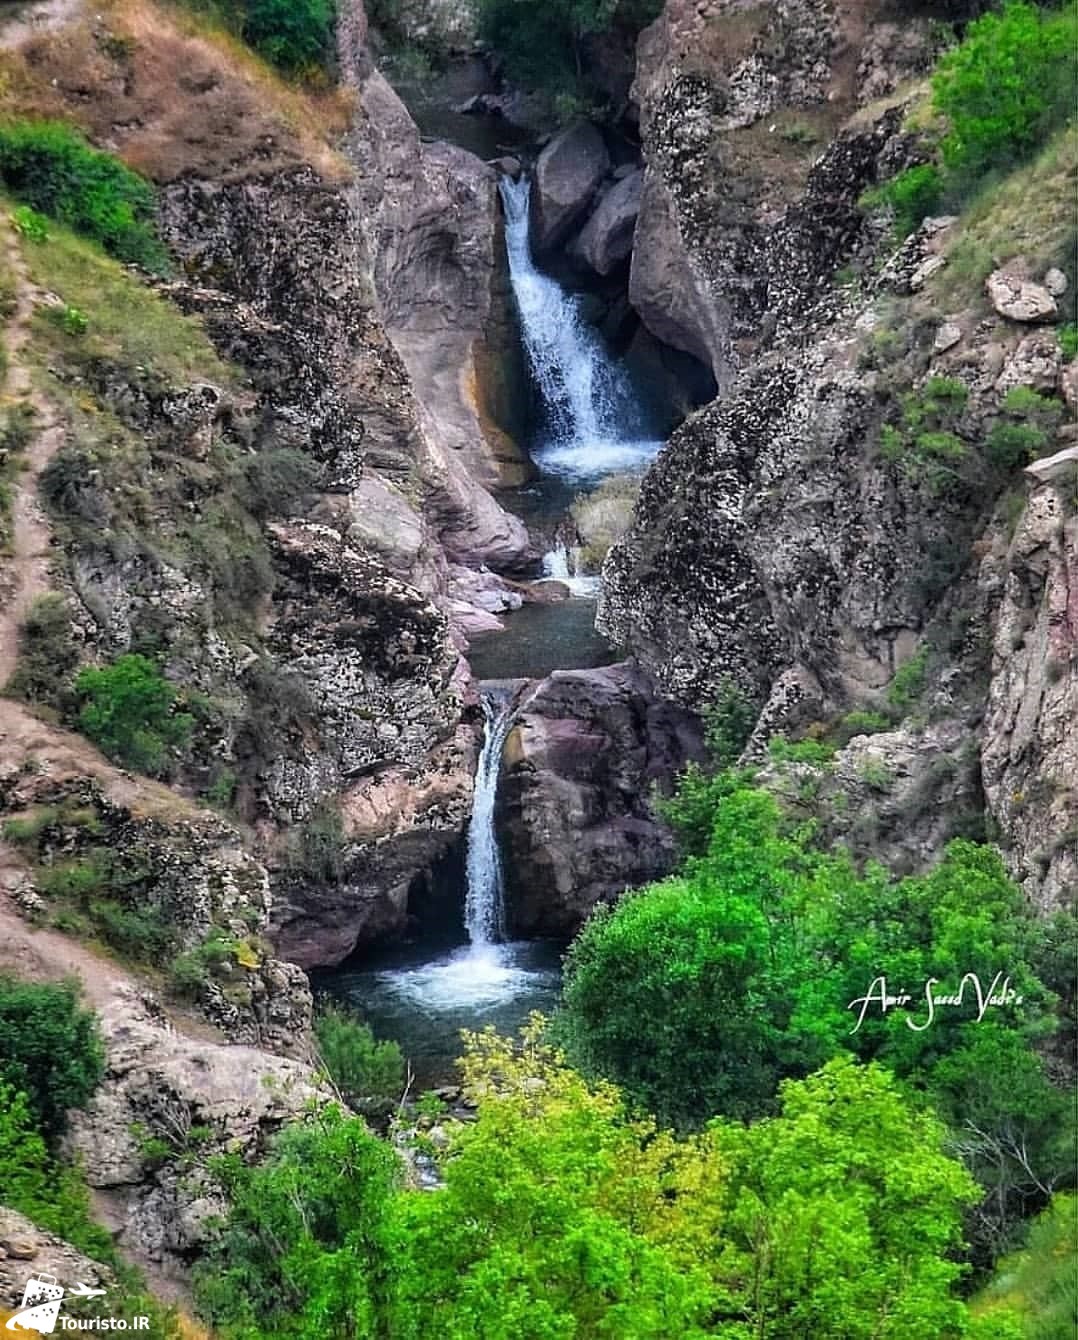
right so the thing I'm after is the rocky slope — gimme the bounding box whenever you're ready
[599,0,1077,904]
[0,0,550,966]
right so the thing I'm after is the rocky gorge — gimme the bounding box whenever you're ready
[0,0,1073,1313]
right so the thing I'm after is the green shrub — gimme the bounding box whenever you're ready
[241,0,336,74]
[284,801,347,883]
[986,385,1065,469]
[933,1,1078,188]
[887,645,930,711]
[1059,322,1078,359]
[314,1002,404,1110]
[767,734,836,765]
[10,204,49,242]
[0,1081,112,1257]
[879,376,973,492]
[862,163,944,237]
[6,593,79,707]
[0,976,104,1143]
[235,447,320,518]
[833,708,893,746]
[702,674,757,767]
[75,654,193,776]
[0,120,167,270]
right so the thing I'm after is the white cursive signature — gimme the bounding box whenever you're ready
[847,972,1023,1033]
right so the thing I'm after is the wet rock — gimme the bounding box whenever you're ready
[497,663,706,936]
[986,270,1059,323]
[530,122,610,254]
[570,169,643,276]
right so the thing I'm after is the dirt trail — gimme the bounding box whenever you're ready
[0,222,66,687]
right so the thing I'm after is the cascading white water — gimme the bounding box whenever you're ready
[499,175,662,481]
[463,693,515,949]
[541,543,601,597]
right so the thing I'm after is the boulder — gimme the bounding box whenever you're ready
[496,663,705,936]
[986,270,1059,323]
[530,122,610,254]
[569,168,643,276]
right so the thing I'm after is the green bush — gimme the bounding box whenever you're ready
[75,654,193,776]
[235,447,320,518]
[933,1,1078,187]
[6,593,79,707]
[986,386,1065,469]
[887,644,930,711]
[702,674,757,767]
[0,120,167,270]
[1059,322,1078,359]
[475,0,662,102]
[768,734,836,765]
[833,708,893,746]
[0,977,104,1144]
[879,376,972,493]
[0,1081,113,1257]
[10,204,49,243]
[243,0,335,73]
[862,163,944,237]
[314,1003,404,1111]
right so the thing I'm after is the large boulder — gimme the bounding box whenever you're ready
[986,270,1059,324]
[530,122,610,255]
[570,168,643,276]
[496,663,705,937]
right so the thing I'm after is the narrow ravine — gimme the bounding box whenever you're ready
[320,167,666,1082]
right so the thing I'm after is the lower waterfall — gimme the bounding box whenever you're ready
[464,693,514,950]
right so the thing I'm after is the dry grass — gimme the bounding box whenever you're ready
[571,473,641,570]
[0,0,353,184]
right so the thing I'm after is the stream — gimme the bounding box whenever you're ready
[319,171,665,1087]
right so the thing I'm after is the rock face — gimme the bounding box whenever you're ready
[571,168,643,276]
[979,486,1078,905]
[0,1208,111,1310]
[497,663,705,937]
[530,122,611,255]
[599,0,1077,903]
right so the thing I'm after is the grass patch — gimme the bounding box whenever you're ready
[18,213,235,386]
[0,119,167,269]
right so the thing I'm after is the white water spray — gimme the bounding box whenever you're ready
[463,693,515,950]
[499,175,662,481]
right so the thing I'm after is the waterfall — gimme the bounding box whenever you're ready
[541,542,601,597]
[498,175,661,480]
[463,693,514,950]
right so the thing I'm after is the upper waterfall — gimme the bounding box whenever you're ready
[499,175,661,481]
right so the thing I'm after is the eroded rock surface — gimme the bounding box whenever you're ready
[497,663,705,936]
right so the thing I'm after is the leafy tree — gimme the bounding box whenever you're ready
[932,1,1078,186]
[314,1003,405,1113]
[242,0,336,74]
[0,1081,112,1257]
[0,120,167,269]
[556,786,853,1127]
[75,653,193,776]
[0,976,104,1143]
[195,1104,400,1338]
[711,1056,980,1339]
[702,674,757,767]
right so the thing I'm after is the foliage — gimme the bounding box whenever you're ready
[6,593,79,707]
[862,162,944,237]
[555,787,852,1127]
[194,1103,400,1338]
[196,1026,988,1339]
[169,929,255,997]
[888,644,930,711]
[833,708,894,746]
[284,802,348,882]
[0,977,104,1145]
[234,447,320,518]
[767,733,836,765]
[986,386,1065,470]
[879,376,974,492]
[314,1002,405,1112]
[0,1081,113,1258]
[711,1056,979,1339]
[10,204,49,242]
[474,0,662,105]
[241,0,336,75]
[1059,322,1078,359]
[702,675,757,767]
[75,654,193,776]
[0,120,167,269]
[971,1193,1078,1337]
[932,2,1078,188]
